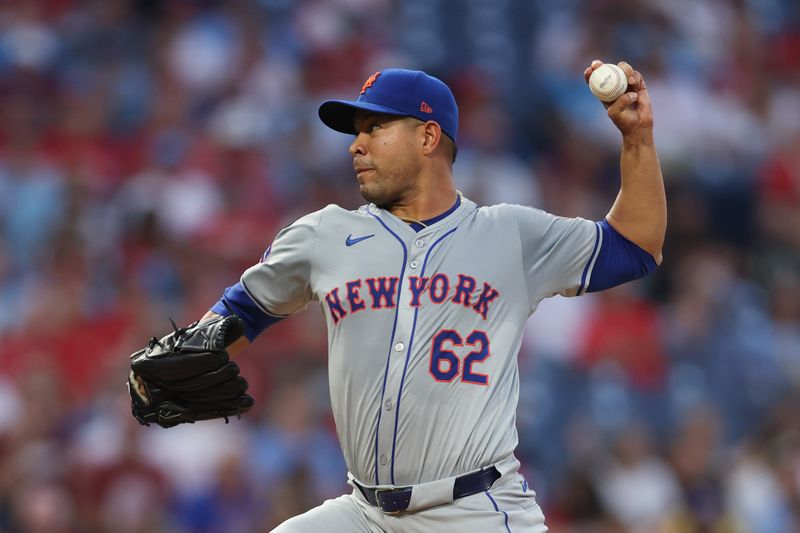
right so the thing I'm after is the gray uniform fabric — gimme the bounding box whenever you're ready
[241,195,597,530]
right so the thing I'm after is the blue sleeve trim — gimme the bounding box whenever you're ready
[578,223,602,296]
[210,282,284,342]
[587,220,657,293]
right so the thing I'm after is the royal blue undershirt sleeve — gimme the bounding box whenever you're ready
[210,282,284,342]
[586,219,658,293]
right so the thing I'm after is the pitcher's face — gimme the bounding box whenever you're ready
[349,112,425,207]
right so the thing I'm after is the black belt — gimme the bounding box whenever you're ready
[355,466,501,514]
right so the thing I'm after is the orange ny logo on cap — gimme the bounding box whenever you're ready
[360,71,381,95]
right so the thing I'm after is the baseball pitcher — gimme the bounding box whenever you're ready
[128,61,666,532]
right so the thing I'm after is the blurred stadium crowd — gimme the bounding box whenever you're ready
[0,0,798,531]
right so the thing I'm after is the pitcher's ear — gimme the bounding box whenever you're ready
[420,120,443,156]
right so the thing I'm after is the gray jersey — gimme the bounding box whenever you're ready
[241,196,598,487]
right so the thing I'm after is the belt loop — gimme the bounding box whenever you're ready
[355,483,370,502]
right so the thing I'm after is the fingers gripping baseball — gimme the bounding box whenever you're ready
[585,60,653,137]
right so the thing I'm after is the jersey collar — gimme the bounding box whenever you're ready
[405,193,462,232]
[368,192,475,236]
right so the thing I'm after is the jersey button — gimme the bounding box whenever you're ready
[394,342,404,352]
[385,399,393,411]
[409,260,419,269]
[380,454,388,466]
[415,239,425,248]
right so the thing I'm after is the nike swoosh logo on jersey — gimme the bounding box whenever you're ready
[346,234,375,246]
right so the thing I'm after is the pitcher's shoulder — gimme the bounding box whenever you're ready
[308,203,378,237]
[475,203,549,223]
[317,203,376,218]
[293,204,370,224]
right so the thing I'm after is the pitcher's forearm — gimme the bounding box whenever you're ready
[606,129,666,263]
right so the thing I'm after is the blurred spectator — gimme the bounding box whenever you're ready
[578,284,666,393]
[592,423,682,532]
[665,407,736,532]
[249,376,348,511]
[72,430,169,532]
[0,125,65,275]
[170,454,259,533]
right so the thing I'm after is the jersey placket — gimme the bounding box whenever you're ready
[364,211,405,485]
[368,216,429,485]
[375,221,458,485]
[371,239,415,486]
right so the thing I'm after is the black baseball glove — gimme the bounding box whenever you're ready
[127,315,254,428]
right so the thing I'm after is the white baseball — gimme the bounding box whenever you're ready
[588,63,628,102]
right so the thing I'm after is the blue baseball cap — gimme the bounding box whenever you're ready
[318,69,459,143]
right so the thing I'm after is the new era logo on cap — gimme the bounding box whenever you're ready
[318,68,459,143]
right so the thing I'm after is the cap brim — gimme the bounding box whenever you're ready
[318,100,410,135]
